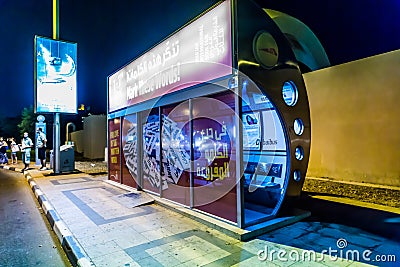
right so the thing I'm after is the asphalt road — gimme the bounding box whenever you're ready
[0,169,71,267]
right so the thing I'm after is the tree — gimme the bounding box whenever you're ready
[18,106,35,137]
[0,116,19,139]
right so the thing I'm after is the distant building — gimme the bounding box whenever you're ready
[70,114,106,160]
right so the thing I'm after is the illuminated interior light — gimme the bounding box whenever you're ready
[295,146,304,160]
[238,60,260,67]
[293,118,304,135]
[282,81,298,106]
[293,170,301,181]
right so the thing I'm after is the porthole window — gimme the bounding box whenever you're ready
[282,81,298,106]
[293,170,301,181]
[295,146,304,161]
[293,118,304,135]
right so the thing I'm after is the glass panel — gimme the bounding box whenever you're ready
[161,102,191,206]
[294,118,304,135]
[108,118,121,183]
[141,109,161,195]
[282,81,298,106]
[242,82,289,226]
[293,170,301,182]
[121,114,138,188]
[295,146,304,161]
[192,91,237,223]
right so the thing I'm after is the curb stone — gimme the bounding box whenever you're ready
[1,165,94,266]
[22,171,94,267]
[0,165,22,172]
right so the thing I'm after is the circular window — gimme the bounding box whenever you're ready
[294,118,304,135]
[282,81,298,106]
[253,31,279,68]
[293,170,301,181]
[295,146,304,161]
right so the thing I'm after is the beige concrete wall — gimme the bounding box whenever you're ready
[70,130,84,153]
[83,115,107,159]
[304,50,400,186]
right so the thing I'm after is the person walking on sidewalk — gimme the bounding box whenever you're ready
[0,137,8,165]
[9,137,19,164]
[36,127,47,170]
[21,132,33,171]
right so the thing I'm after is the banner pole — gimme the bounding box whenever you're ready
[53,0,61,174]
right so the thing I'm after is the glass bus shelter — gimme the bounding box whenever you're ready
[107,0,310,229]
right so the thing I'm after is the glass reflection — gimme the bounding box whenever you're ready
[242,80,289,226]
[141,109,161,195]
[161,102,191,206]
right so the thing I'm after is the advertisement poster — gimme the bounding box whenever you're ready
[161,114,191,186]
[122,111,191,194]
[108,0,232,112]
[108,119,121,182]
[261,110,286,151]
[193,118,232,183]
[189,93,237,222]
[35,36,77,113]
[160,103,191,206]
[243,112,261,150]
[122,114,138,187]
[142,114,163,193]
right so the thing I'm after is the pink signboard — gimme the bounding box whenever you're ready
[108,0,232,112]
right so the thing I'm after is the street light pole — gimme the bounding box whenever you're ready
[53,0,61,174]
[53,0,58,39]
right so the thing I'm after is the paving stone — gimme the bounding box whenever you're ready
[162,221,197,234]
[79,231,115,247]
[240,238,268,252]
[373,241,400,260]
[131,221,164,233]
[178,249,230,266]
[91,250,136,267]
[184,236,222,255]
[357,232,386,243]
[317,256,356,267]
[170,245,207,263]
[83,240,122,259]
[24,169,399,267]
[347,235,383,250]
[134,255,164,267]
[259,226,310,244]
[73,228,106,242]
[141,227,175,242]
[317,226,354,240]
[347,261,375,266]
[112,232,149,249]
[231,255,281,267]
[152,250,184,266]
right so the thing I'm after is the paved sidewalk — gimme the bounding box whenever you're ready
[1,164,399,267]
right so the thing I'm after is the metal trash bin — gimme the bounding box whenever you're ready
[50,145,75,173]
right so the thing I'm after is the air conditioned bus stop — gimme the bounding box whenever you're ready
[107,0,311,234]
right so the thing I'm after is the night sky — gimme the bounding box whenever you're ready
[0,0,399,118]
